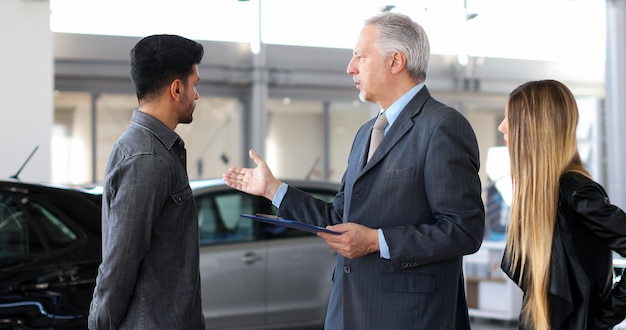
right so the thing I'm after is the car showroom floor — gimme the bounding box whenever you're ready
[301,318,518,329]
[471,318,518,329]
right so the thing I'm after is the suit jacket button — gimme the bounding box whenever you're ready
[343,266,351,274]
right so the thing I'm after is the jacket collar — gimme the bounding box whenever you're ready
[361,86,431,170]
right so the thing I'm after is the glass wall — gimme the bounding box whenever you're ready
[53,90,513,186]
[53,93,244,184]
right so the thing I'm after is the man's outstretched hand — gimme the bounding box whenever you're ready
[222,149,283,201]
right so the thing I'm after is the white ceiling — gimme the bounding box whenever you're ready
[49,0,606,64]
[50,0,607,114]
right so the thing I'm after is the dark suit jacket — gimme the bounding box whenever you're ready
[503,172,626,329]
[277,87,485,330]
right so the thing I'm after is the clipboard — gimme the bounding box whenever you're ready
[241,214,343,235]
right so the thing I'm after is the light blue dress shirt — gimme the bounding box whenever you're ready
[273,83,424,259]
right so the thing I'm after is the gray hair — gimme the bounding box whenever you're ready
[365,12,430,83]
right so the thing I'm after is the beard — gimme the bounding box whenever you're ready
[179,111,193,124]
[178,98,195,124]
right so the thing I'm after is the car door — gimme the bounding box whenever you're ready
[196,190,267,329]
[266,235,336,326]
[264,187,337,328]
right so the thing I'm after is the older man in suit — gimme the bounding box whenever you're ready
[223,12,484,330]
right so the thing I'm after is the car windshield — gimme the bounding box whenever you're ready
[0,193,77,259]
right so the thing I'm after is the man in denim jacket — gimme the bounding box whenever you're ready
[89,34,205,330]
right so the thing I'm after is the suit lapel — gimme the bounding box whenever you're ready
[359,87,431,173]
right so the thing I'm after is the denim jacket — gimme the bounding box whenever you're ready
[89,110,204,330]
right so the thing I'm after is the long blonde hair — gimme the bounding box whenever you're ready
[503,80,590,329]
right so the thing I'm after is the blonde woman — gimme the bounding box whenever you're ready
[498,79,626,329]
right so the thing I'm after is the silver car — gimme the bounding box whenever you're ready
[191,178,338,330]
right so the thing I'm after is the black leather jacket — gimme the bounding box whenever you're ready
[503,172,626,329]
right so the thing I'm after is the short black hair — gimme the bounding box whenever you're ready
[130,34,204,101]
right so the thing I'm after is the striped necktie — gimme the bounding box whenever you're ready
[367,112,388,162]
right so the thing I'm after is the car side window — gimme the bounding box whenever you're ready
[258,188,338,240]
[23,199,78,249]
[195,185,338,244]
[197,192,255,245]
[0,194,77,258]
[310,191,335,203]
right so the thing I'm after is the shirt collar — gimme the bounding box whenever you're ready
[381,83,424,131]
[130,109,182,150]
